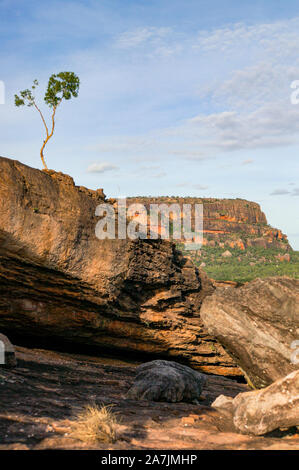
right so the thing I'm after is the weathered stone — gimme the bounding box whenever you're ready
[212,370,299,435]
[126,360,207,403]
[200,276,299,388]
[211,279,240,289]
[222,250,232,258]
[2,345,298,450]
[0,156,240,376]
[0,333,17,368]
[212,394,234,419]
[127,196,291,251]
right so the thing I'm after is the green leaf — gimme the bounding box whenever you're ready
[44,71,80,107]
[14,94,25,107]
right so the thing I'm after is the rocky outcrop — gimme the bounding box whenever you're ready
[127,196,291,250]
[212,370,299,435]
[0,333,16,368]
[0,156,240,376]
[2,345,299,450]
[221,250,232,258]
[211,279,240,289]
[200,277,299,388]
[126,360,206,403]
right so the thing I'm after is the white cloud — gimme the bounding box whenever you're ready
[187,102,299,152]
[192,18,299,57]
[2,5,299,247]
[115,27,171,49]
[86,162,119,173]
[40,15,299,168]
[270,189,290,196]
[180,17,299,159]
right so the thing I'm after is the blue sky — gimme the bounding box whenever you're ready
[1,0,299,248]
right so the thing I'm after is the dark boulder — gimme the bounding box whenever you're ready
[126,360,207,403]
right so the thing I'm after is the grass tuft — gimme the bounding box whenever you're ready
[71,404,118,443]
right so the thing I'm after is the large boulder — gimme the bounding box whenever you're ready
[200,277,299,388]
[212,370,299,435]
[126,360,207,403]
[0,156,240,376]
[0,333,17,368]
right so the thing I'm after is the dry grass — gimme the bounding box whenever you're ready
[70,404,118,443]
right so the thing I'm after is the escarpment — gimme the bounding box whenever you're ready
[127,196,290,250]
[0,156,240,377]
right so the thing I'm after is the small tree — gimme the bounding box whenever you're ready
[15,72,80,169]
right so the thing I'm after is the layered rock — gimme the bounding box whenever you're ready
[213,370,299,435]
[127,196,291,250]
[0,156,240,376]
[200,277,299,388]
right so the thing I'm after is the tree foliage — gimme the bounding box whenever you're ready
[15,72,80,169]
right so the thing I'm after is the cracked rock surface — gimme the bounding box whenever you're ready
[213,370,299,436]
[1,346,298,450]
[200,276,299,387]
[0,156,240,377]
[126,360,207,403]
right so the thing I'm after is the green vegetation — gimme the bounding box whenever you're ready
[15,72,80,169]
[178,245,299,283]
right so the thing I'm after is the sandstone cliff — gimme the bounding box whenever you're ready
[0,156,240,376]
[127,196,291,250]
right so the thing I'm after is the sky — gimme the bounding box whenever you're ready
[0,0,299,249]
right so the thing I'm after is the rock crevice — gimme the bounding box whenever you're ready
[0,157,240,376]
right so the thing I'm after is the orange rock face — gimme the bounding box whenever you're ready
[127,196,291,250]
[276,253,291,262]
[0,157,240,377]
